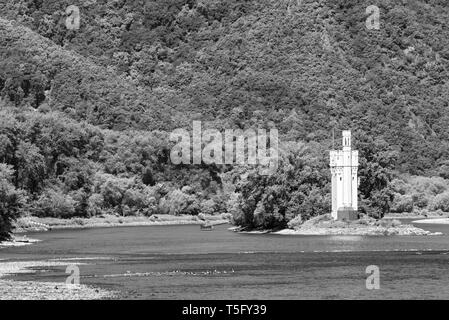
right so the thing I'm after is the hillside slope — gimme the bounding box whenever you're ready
[1,0,449,175]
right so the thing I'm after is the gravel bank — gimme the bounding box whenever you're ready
[0,260,115,300]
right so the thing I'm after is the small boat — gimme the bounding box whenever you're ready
[200,222,214,231]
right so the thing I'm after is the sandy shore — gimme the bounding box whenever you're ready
[0,260,115,300]
[412,218,449,224]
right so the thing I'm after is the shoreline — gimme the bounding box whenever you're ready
[230,215,444,236]
[1,214,229,248]
[233,226,441,236]
[272,225,442,236]
[12,214,230,233]
[385,216,449,220]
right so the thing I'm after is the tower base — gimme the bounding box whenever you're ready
[337,207,358,221]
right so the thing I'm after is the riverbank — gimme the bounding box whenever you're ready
[0,260,114,300]
[13,214,230,233]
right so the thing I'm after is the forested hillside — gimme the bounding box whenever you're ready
[1,0,449,238]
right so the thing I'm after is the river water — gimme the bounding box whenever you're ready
[1,220,449,299]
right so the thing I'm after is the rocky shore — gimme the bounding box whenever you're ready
[274,215,441,236]
[232,214,442,236]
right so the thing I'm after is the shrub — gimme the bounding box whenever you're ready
[359,188,395,219]
[220,212,232,220]
[160,189,200,215]
[410,176,448,196]
[287,215,303,229]
[411,193,429,209]
[100,176,133,208]
[429,192,449,212]
[355,215,373,225]
[200,199,216,215]
[390,194,414,213]
[390,179,408,195]
[68,189,90,217]
[122,188,147,212]
[87,193,104,216]
[378,219,402,228]
[32,188,76,218]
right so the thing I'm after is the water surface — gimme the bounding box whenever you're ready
[1,221,449,299]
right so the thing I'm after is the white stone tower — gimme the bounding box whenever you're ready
[329,130,359,220]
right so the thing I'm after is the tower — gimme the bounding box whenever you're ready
[329,130,359,220]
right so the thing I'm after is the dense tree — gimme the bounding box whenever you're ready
[0,164,25,240]
[232,141,331,230]
[0,0,449,233]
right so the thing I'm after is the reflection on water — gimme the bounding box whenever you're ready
[1,221,449,299]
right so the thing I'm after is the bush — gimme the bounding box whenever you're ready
[390,179,408,195]
[87,193,104,216]
[287,215,303,229]
[355,215,374,225]
[122,188,148,212]
[159,189,200,215]
[429,192,449,212]
[410,176,449,196]
[100,176,133,208]
[32,188,76,218]
[378,219,402,228]
[411,193,429,209]
[390,194,414,213]
[200,199,216,215]
[359,188,395,219]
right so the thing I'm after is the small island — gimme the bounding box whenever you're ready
[231,214,441,236]
[275,214,441,236]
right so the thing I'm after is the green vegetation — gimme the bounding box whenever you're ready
[0,164,25,240]
[391,176,449,215]
[1,0,449,239]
